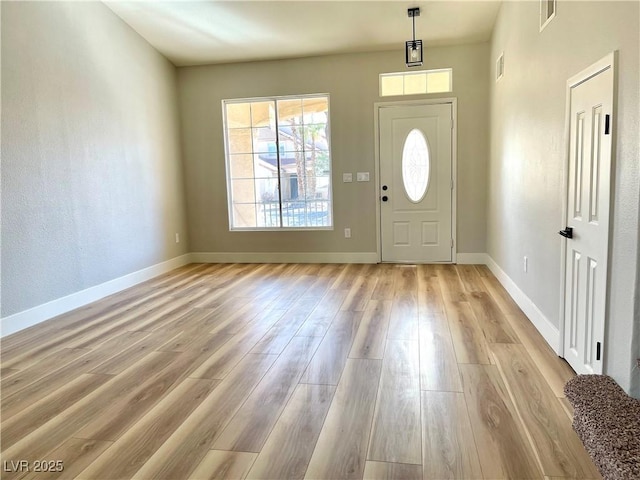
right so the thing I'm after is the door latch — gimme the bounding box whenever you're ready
[558,227,573,239]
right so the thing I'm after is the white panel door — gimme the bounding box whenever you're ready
[562,65,613,375]
[379,104,453,263]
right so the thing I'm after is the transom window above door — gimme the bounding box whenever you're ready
[222,94,333,230]
[379,68,452,97]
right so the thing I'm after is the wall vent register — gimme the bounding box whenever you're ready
[540,0,556,31]
[496,53,504,82]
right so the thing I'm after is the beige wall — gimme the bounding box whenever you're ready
[488,1,640,394]
[177,44,489,257]
[1,2,188,317]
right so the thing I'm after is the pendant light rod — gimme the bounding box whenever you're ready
[405,7,423,67]
[412,12,416,42]
[409,7,420,42]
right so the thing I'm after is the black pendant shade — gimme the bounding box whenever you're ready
[406,40,423,67]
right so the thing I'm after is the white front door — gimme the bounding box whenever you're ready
[562,59,614,375]
[379,103,453,263]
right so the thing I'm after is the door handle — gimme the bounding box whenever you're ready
[558,227,573,239]
[382,185,388,191]
[382,195,389,202]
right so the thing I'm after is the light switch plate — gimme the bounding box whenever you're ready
[356,172,370,182]
[343,173,353,183]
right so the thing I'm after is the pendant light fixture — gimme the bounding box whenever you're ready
[406,7,423,67]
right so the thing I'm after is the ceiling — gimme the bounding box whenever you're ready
[105,1,502,67]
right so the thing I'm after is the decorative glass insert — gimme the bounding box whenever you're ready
[380,68,452,97]
[402,129,430,202]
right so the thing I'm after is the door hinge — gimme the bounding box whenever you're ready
[596,341,602,361]
[451,238,454,248]
[450,179,454,190]
[604,114,610,135]
[451,118,454,130]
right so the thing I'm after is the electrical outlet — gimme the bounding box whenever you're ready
[344,228,351,238]
[343,173,353,183]
[175,233,180,243]
[523,256,528,273]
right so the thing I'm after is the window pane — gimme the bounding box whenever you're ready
[426,70,452,93]
[229,154,254,179]
[309,200,331,226]
[252,127,275,154]
[254,152,277,178]
[277,196,332,227]
[255,176,279,204]
[256,201,281,228]
[228,128,252,154]
[279,128,304,154]
[226,103,251,128]
[302,179,320,201]
[304,124,329,152]
[315,175,331,198]
[232,178,257,204]
[232,203,258,229]
[251,101,275,128]
[280,200,309,227]
[303,97,328,122]
[380,74,403,96]
[278,99,303,126]
[404,73,427,95]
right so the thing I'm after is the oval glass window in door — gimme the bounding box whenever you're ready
[402,129,431,202]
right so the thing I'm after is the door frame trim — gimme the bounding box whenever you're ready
[558,51,617,360]
[374,98,458,263]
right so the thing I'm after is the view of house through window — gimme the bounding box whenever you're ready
[223,95,332,230]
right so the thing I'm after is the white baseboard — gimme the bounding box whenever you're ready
[485,255,561,353]
[0,254,192,338]
[456,253,489,264]
[190,251,379,264]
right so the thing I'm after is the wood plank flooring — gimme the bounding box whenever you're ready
[1,263,600,480]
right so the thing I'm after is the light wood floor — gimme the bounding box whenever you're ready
[1,263,601,480]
